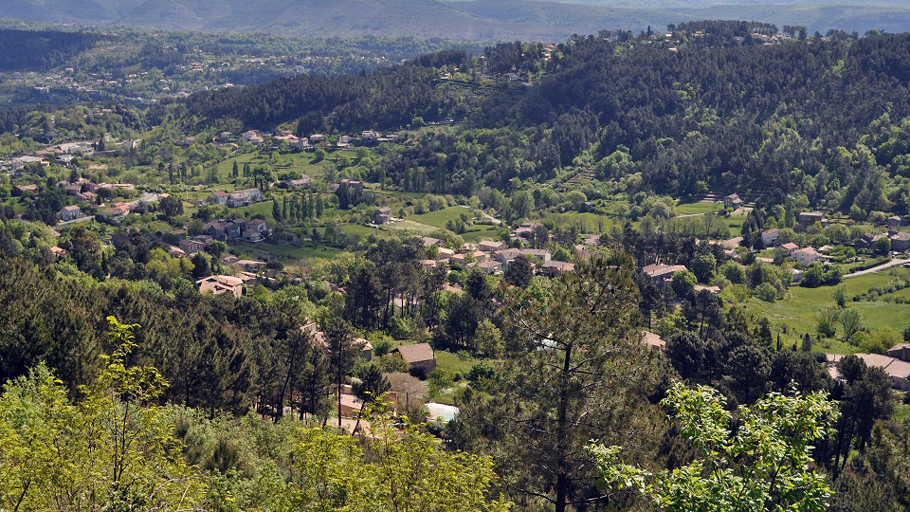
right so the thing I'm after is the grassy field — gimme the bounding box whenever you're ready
[545,212,617,234]
[229,240,342,261]
[408,206,473,228]
[881,287,910,301]
[343,224,389,238]
[213,152,259,183]
[387,219,440,235]
[676,201,721,215]
[724,214,747,236]
[435,350,477,374]
[403,206,503,241]
[234,201,276,221]
[745,271,910,353]
[460,226,502,242]
[214,150,351,184]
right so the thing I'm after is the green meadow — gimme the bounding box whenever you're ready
[745,270,910,353]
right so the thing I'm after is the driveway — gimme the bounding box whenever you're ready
[843,258,910,279]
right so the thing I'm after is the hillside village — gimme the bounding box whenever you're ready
[6,127,910,397]
[4,21,910,512]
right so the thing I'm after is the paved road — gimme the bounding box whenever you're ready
[474,209,502,225]
[843,258,910,279]
[57,215,94,226]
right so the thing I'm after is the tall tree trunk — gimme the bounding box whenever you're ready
[275,343,299,423]
[383,286,393,330]
[555,343,573,512]
[337,360,343,428]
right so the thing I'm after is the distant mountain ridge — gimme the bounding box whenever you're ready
[5,0,910,40]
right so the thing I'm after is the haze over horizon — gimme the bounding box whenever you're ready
[4,0,910,41]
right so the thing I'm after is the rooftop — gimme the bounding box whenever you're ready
[395,343,435,364]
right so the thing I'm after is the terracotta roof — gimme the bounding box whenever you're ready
[642,330,665,351]
[395,343,435,364]
[795,247,821,256]
[197,275,243,296]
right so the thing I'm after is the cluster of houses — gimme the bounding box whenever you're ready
[52,183,157,225]
[203,218,270,243]
[1,137,142,174]
[419,236,576,278]
[760,218,910,257]
[758,229,827,265]
[57,188,162,224]
[829,343,910,391]
[193,254,270,297]
[857,230,910,252]
[232,129,397,150]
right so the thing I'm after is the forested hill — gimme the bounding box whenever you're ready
[184,29,910,213]
[183,49,475,131]
[0,29,106,71]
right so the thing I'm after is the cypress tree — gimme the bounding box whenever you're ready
[272,200,282,222]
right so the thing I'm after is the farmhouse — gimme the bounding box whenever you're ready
[723,193,744,209]
[58,205,82,222]
[642,263,688,283]
[375,207,393,225]
[798,211,826,228]
[890,232,910,252]
[793,247,822,266]
[227,188,263,208]
[197,275,244,297]
[393,343,436,375]
[761,229,780,247]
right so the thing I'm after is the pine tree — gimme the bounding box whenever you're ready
[454,254,663,512]
[324,317,359,427]
[232,160,239,178]
[315,195,323,218]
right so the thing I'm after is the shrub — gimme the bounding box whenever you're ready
[375,353,409,373]
[372,338,394,357]
[756,282,777,302]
